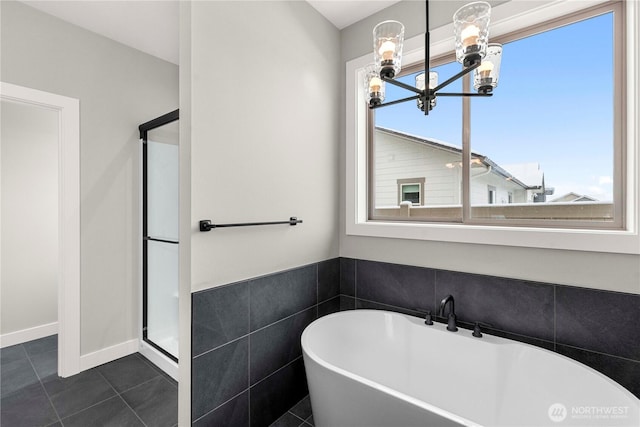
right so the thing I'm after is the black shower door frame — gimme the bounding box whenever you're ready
[138,109,179,363]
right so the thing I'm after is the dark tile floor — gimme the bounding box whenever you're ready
[1,335,178,427]
[269,395,314,427]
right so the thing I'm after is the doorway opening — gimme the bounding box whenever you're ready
[0,82,80,378]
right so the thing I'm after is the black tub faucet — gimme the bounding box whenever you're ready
[439,295,458,332]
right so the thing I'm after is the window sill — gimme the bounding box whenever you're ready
[346,220,640,254]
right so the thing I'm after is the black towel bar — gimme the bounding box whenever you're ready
[199,217,302,232]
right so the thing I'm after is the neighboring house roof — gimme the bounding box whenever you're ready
[501,163,544,188]
[551,192,598,202]
[375,127,539,190]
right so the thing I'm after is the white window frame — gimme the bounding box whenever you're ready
[398,178,425,206]
[488,186,497,205]
[345,0,640,254]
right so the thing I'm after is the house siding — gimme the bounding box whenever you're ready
[374,129,528,207]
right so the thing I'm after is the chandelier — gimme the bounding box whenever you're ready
[365,0,503,114]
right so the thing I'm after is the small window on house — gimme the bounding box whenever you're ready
[397,178,425,206]
[401,184,420,204]
[368,2,624,229]
[488,186,497,205]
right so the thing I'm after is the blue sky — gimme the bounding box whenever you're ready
[375,12,614,201]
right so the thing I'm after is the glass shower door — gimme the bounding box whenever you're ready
[141,111,179,361]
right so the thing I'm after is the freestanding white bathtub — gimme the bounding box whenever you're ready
[301,310,639,427]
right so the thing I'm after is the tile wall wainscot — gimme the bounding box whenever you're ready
[191,257,639,426]
[339,258,640,399]
[191,259,340,427]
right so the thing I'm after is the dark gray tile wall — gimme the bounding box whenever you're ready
[191,259,341,427]
[191,257,639,427]
[436,270,555,341]
[340,257,640,399]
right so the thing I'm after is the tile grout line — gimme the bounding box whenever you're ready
[22,343,64,426]
[116,393,149,427]
[433,270,438,315]
[56,394,121,422]
[193,333,250,360]
[117,372,164,395]
[194,281,318,361]
[191,293,195,426]
[249,355,303,390]
[95,368,148,427]
[248,279,252,427]
[40,382,64,426]
[135,353,177,389]
[354,259,358,302]
[553,284,557,352]
[192,389,247,424]
[558,343,640,364]
[250,304,316,336]
[288,411,308,423]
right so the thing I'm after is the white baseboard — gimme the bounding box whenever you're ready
[0,322,58,348]
[139,340,179,381]
[79,339,138,371]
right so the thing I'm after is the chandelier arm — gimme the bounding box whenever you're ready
[432,60,481,93]
[381,76,424,95]
[436,92,493,97]
[370,95,421,109]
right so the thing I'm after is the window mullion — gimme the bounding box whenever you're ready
[462,74,471,222]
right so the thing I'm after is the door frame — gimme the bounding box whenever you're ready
[138,109,180,364]
[1,82,81,377]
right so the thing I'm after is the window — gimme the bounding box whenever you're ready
[368,1,624,229]
[397,178,425,205]
[346,0,640,253]
[401,184,420,204]
[488,186,496,205]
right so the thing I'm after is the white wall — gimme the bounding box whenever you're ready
[180,1,340,423]
[339,0,640,294]
[187,0,340,292]
[1,1,179,354]
[1,100,58,335]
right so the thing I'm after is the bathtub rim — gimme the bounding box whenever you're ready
[302,310,483,427]
[301,309,639,426]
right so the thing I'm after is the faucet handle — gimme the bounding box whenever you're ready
[472,322,483,337]
[472,321,493,338]
[413,308,435,325]
[424,310,433,325]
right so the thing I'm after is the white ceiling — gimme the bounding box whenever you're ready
[306,0,401,30]
[20,1,180,64]
[18,0,400,66]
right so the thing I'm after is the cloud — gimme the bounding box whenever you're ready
[588,186,606,196]
[599,176,613,185]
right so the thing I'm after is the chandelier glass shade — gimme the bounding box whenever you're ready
[373,20,405,79]
[366,0,503,114]
[474,43,503,94]
[453,1,491,66]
